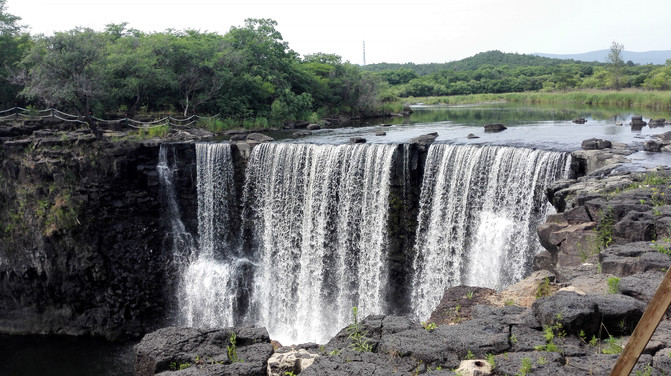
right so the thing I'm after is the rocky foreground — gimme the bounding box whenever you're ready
[134,137,671,376]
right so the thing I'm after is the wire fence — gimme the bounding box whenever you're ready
[0,107,221,129]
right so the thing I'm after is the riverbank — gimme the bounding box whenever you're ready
[400,90,671,112]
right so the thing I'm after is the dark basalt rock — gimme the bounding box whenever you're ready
[306,124,320,130]
[349,137,366,144]
[428,285,499,325]
[581,138,612,150]
[572,118,588,124]
[600,242,671,276]
[246,133,274,143]
[532,291,645,337]
[467,133,479,139]
[0,139,175,340]
[409,133,438,144]
[292,130,312,137]
[649,118,666,128]
[484,123,507,132]
[134,326,273,376]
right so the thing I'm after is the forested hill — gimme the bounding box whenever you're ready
[362,50,599,76]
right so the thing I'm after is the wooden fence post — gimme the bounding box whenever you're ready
[610,268,671,375]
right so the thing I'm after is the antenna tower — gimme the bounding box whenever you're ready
[363,41,366,66]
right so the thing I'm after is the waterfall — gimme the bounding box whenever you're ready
[411,144,569,320]
[162,141,570,345]
[241,143,396,344]
[157,144,195,264]
[179,143,241,328]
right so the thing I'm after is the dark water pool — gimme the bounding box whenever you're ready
[1,334,135,376]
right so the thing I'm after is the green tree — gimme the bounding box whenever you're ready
[18,28,110,114]
[643,60,671,90]
[0,0,30,107]
[607,41,625,90]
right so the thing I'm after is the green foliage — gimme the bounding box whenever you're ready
[534,315,565,352]
[465,290,474,300]
[517,357,532,376]
[651,239,671,255]
[227,332,243,363]
[536,356,548,366]
[535,277,553,299]
[485,353,496,369]
[601,335,623,354]
[422,321,437,332]
[504,299,516,306]
[464,350,475,360]
[169,361,192,370]
[347,307,373,352]
[633,363,654,376]
[607,277,620,294]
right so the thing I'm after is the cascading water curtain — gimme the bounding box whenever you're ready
[241,142,396,344]
[157,144,195,264]
[180,143,239,328]
[411,144,570,321]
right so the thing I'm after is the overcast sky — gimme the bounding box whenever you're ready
[6,0,671,64]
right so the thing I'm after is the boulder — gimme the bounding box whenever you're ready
[306,124,321,130]
[323,315,416,354]
[467,133,479,139]
[498,270,556,308]
[653,348,671,374]
[300,351,442,376]
[349,137,366,144]
[532,291,645,337]
[612,210,656,243]
[644,139,663,152]
[581,138,612,150]
[292,131,312,137]
[428,285,499,324]
[600,241,671,276]
[649,118,666,128]
[483,123,507,132]
[267,347,320,376]
[572,118,588,124]
[246,133,274,143]
[454,359,492,375]
[375,131,386,136]
[410,132,439,143]
[532,291,600,337]
[134,326,274,376]
[631,116,647,130]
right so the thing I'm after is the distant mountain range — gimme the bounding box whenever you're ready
[533,50,671,65]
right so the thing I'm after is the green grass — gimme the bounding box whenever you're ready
[401,89,671,110]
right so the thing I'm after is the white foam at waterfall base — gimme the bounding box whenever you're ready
[411,144,570,321]
[242,143,396,345]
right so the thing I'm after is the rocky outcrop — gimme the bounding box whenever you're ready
[267,346,320,376]
[409,132,438,144]
[643,131,671,152]
[134,326,274,376]
[0,135,177,340]
[581,138,611,150]
[484,123,507,132]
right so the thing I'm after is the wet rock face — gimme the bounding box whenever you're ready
[0,138,181,340]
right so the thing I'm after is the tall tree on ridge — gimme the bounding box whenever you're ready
[607,41,625,91]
